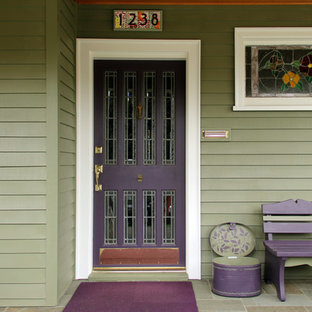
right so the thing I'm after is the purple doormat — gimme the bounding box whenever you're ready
[63,281,198,312]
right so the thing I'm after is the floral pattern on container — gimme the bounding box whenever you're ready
[209,223,255,257]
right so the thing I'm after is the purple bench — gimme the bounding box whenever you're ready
[262,199,312,301]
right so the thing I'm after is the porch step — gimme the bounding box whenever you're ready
[88,270,189,282]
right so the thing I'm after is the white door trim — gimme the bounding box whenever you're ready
[76,39,201,279]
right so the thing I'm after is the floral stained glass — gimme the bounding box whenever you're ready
[246,46,312,97]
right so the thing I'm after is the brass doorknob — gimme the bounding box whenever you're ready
[95,165,103,191]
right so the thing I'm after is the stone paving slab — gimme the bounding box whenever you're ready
[0,279,311,312]
[246,307,308,312]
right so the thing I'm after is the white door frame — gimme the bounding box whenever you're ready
[76,39,201,279]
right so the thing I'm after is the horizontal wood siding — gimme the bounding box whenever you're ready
[0,0,47,305]
[58,0,77,301]
[76,0,312,4]
[78,4,312,279]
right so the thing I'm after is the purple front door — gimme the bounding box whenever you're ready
[93,60,185,268]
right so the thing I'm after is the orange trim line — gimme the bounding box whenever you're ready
[75,0,312,5]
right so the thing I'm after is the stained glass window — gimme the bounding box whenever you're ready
[246,46,312,97]
[124,190,137,245]
[104,191,117,245]
[143,190,156,244]
[162,72,176,165]
[162,190,175,245]
[143,72,156,165]
[124,72,137,165]
[104,71,118,165]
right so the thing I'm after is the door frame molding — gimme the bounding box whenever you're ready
[76,39,201,279]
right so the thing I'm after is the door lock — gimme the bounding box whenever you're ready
[137,174,143,182]
[95,165,103,191]
[95,146,103,154]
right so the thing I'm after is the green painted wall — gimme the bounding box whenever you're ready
[0,1,312,307]
[46,0,77,304]
[0,0,77,306]
[57,0,77,301]
[0,0,47,306]
[78,4,312,279]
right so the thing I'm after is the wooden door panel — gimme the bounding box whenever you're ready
[93,60,185,268]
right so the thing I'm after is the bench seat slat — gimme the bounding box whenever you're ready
[265,249,312,257]
[263,216,312,221]
[263,222,312,233]
[264,240,312,246]
[264,240,312,257]
[276,251,312,257]
[264,244,312,250]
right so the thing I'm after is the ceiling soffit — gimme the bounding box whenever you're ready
[75,0,312,5]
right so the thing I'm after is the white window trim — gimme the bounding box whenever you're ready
[76,39,201,279]
[234,27,312,111]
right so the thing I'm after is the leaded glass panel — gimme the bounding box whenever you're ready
[162,72,175,165]
[143,72,156,165]
[162,190,175,245]
[143,190,156,244]
[124,72,137,165]
[246,46,312,97]
[104,191,117,245]
[124,190,137,245]
[104,71,117,165]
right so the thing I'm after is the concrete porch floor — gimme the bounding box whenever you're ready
[1,279,312,312]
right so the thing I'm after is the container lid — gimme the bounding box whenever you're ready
[213,256,259,266]
[209,223,255,257]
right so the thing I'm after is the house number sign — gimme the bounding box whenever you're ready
[114,10,162,31]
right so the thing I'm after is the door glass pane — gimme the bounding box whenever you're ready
[162,190,175,244]
[104,71,118,165]
[162,72,175,165]
[143,190,156,244]
[124,190,137,244]
[143,72,156,165]
[124,72,137,165]
[104,191,117,245]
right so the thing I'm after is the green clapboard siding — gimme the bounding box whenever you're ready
[0,268,45,284]
[78,4,312,280]
[0,0,48,306]
[0,240,45,253]
[0,51,45,65]
[0,284,45,299]
[0,65,45,79]
[1,1,312,307]
[57,0,77,303]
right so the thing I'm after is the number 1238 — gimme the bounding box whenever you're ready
[114,10,162,31]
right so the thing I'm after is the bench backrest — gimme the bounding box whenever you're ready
[262,199,312,240]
